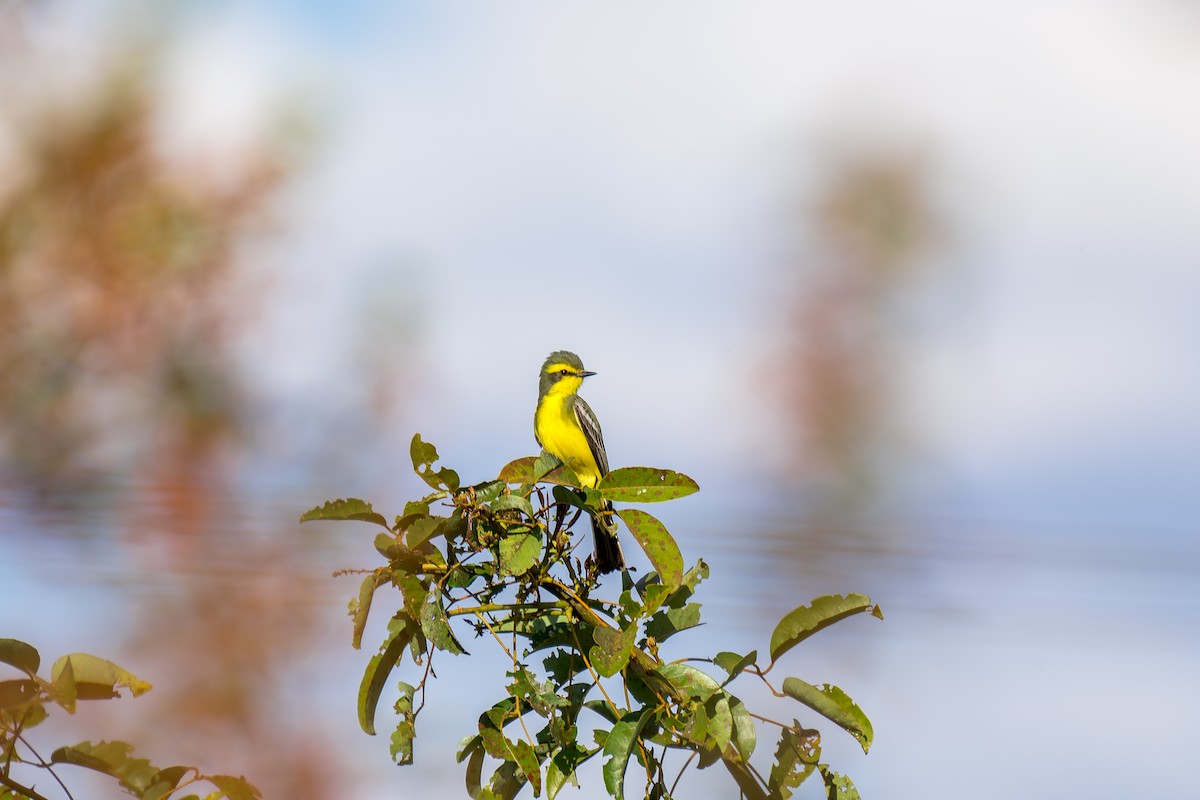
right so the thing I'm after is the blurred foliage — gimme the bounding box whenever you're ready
[304,435,882,799]
[0,638,261,800]
[0,22,283,483]
[781,147,944,517]
[0,10,346,799]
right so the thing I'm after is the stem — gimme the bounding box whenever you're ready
[15,735,73,800]
[747,711,790,729]
[745,666,784,697]
[472,610,535,748]
[568,624,621,718]
[670,750,697,797]
[446,601,568,618]
[0,773,53,800]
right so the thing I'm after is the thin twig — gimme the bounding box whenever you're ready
[670,750,697,797]
[568,624,621,718]
[14,734,73,800]
[0,772,54,800]
[472,609,536,747]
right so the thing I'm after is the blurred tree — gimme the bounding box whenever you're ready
[775,143,946,562]
[0,50,279,482]
[0,8,346,799]
[787,150,938,505]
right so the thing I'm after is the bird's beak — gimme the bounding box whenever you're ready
[581,370,597,378]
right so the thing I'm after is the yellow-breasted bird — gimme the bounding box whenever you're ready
[534,350,625,573]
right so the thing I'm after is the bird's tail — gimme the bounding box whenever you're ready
[591,500,625,574]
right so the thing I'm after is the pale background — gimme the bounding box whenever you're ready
[2,2,1198,798]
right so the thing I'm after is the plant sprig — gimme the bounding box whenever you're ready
[301,433,882,799]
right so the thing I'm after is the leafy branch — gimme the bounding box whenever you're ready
[302,433,883,799]
[0,639,260,800]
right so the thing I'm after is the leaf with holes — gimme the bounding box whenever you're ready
[769,594,875,665]
[616,508,683,591]
[300,498,389,528]
[419,591,467,655]
[602,708,654,800]
[598,467,699,502]
[782,677,873,754]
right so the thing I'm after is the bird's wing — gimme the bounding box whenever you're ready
[572,395,609,475]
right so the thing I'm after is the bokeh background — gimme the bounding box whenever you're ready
[3,1,1199,798]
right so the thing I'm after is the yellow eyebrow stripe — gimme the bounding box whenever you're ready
[544,363,581,375]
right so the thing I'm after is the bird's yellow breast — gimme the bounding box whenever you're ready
[535,390,602,488]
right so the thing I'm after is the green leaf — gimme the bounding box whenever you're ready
[299,498,389,528]
[358,615,415,735]
[350,571,386,650]
[782,678,873,754]
[50,740,130,775]
[497,455,578,487]
[705,694,733,753]
[497,529,543,577]
[491,493,535,518]
[470,479,508,504]
[654,663,720,702]
[374,531,400,558]
[478,707,542,797]
[0,639,40,675]
[508,739,541,796]
[720,754,769,800]
[146,765,189,795]
[410,432,438,469]
[598,467,699,502]
[142,765,189,799]
[550,485,589,514]
[588,623,636,678]
[769,725,821,799]
[460,736,485,797]
[534,451,563,482]
[728,693,756,762]
[768,594,874,665]
[206,774,264,800]
[419,591,467,655]
[410,433,460,491]
[644,602,702,643]
[486,759,529,800]
[405,516,444,549]
[602,708,654,800]
[50,740,163,794]
[50,654,152,702]
[508,667,569,718]
[712,650,757,685]
[546,743,595,800]
[497,456,538,484]
[395,572,429,622]
[633,581,672,617]
[542,650,584,688]
[0,679,38,710]
[818,765,861,800]
[50,652,75,711]
[391,682,416,766]
[616,508,683,591]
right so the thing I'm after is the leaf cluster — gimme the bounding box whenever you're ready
[302,434,883,799]
[0,639,260,800]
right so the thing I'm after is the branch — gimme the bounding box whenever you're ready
[446,601,569,618]
[0,772,54,800]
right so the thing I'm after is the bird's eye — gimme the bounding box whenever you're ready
[559,369,570,377]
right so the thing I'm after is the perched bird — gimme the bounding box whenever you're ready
[534,350,625,573]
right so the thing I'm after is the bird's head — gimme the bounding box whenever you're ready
[539,350,595,398]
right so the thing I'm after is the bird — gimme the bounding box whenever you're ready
[533,350,625,573]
